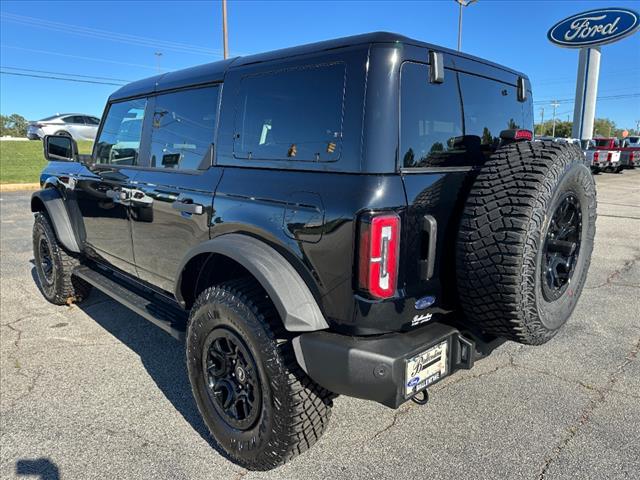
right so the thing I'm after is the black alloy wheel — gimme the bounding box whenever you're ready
[541,193,582,302]
[38,236,55,285]
[202,327,262,430]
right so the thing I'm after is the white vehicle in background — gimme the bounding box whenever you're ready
[622,136,640,148]
[27,114,100,141]
[556,137,581,145]
[587,149,622,173]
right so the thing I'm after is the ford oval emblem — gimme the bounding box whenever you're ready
[407,376,421,388]
[415,296,436,310]
[548,8,640,48]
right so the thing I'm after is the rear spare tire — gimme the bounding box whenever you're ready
[456,141,596,345]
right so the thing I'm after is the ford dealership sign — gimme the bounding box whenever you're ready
[548,8,640,48]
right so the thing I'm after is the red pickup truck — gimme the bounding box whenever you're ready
[586,137,639,173]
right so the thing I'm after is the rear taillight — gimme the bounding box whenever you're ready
[358,213,400,299]
[593,151,599,161]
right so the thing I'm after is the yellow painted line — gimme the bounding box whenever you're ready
[0,183,40,192]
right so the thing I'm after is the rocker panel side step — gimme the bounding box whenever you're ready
[73,265,186,341]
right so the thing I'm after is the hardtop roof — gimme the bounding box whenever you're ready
[109,31,527,101]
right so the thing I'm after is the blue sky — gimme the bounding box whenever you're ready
[1,0,639,129]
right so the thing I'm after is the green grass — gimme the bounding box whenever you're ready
[0,139,93,184]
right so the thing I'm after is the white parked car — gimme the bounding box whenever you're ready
[27,113,100,141]
[622,136,640,148]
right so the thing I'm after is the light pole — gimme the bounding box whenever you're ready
[222,0,229,59]
[551,100,560,137]
[455,0,478,52]
[539,107,545,136]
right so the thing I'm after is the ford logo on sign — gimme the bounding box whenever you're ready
[548,8,640,48]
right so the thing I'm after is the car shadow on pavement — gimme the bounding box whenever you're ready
[16,458,59,480]
[28,267,231,461]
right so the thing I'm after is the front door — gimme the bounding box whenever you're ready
[129,85,222,292]
[74,97,148,275]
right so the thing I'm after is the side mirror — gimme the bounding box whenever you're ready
[43,135,77,162]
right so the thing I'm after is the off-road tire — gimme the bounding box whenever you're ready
[186,278,333,470]
[32,212,91,305]
[456,141,597,345]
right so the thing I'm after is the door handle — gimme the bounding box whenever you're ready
[173,199,204,215]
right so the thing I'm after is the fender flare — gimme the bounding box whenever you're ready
[176,234,329,332]
[31,188,81,253]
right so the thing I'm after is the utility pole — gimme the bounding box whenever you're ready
[539,107,545,136]
[222,0,229,59]
[551,100,560,138]
[455,0,478,52]
[154,52,163,73]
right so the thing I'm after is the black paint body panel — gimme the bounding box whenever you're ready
[38,31,533,336]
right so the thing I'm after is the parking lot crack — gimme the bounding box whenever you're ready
[370,403,414,441]
[537,337,640,479]
[584,252,640,290]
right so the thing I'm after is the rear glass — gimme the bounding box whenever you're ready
[233,63,345,162]
[594,139,614,147]
[459,72,531,147]
[400,62,533,168]
[400,62,463,168]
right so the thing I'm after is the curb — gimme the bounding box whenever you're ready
[0,183,40,192]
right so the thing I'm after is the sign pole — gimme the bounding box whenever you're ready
[571,47,601,144]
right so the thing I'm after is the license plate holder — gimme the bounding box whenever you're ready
[404,339,449,398]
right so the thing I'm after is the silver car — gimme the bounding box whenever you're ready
[27,113,100,141]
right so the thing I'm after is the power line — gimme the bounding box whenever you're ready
[533,93,640,104]
[0,44,168,71]
[0,71,125,86]
[0,12,228,57]
[1,65,133,82]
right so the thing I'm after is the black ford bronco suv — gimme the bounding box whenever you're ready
[32,32,596,470]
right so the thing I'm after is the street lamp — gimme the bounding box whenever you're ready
[455,0,478,52]
[222,0,229,59]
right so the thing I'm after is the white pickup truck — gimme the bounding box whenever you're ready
[585,138,622,173]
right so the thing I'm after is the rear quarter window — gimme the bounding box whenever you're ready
[400,62,533,169]
[233,63,346,162]
[458,72,533,148]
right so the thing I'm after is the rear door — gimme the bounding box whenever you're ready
[399,61,533,308]
[82,115,101,140]
[62,115,86,139]
[129,85,222,292]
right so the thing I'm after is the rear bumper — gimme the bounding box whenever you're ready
[293,322,477,408]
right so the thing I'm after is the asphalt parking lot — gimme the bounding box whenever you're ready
[1,170,639,480]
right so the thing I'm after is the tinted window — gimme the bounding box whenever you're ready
[95,98,146,165]
[148,86,218,170]
[400,64,533,169]
[234,63,345,162]
[400,62,464,168]
[459,72,532,148]
[63,116,85,124]
[85,116,100,125]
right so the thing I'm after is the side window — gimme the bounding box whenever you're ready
[62,116,77,124]
[94,98,146,166]
[400,62,464,168]
[85,116,100,125]
[149,86,219,170]
[234,63,345,162]
[459,73,531,148]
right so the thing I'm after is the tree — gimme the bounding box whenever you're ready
[0,114,28,137]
